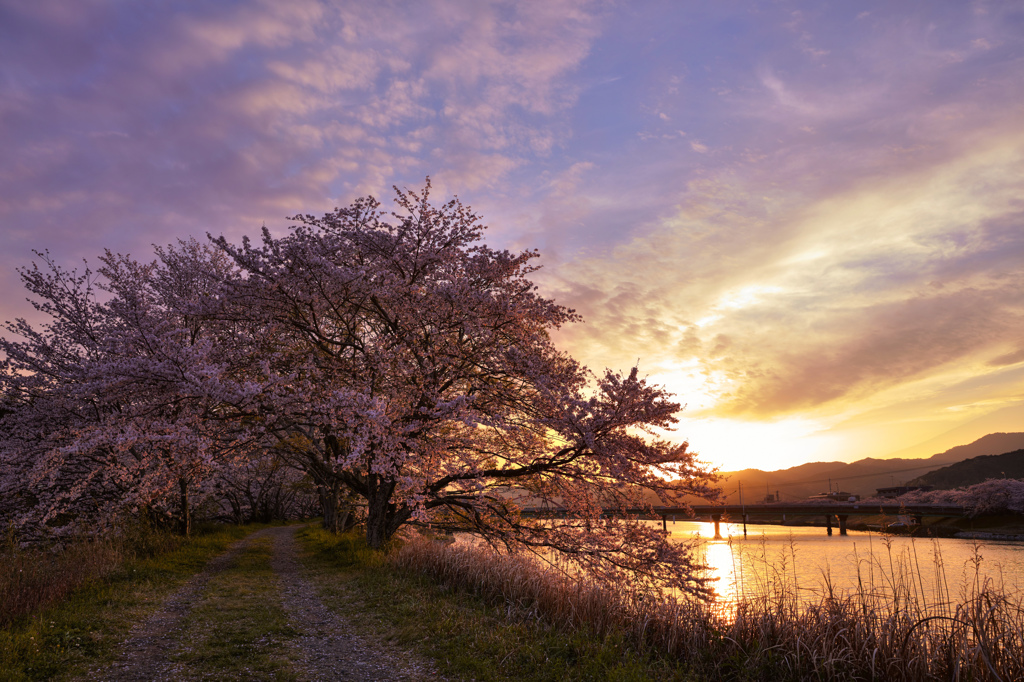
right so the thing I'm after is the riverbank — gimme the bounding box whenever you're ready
[5,522,1023,680]
[737,512,1024,539]
[381,528,1024,681]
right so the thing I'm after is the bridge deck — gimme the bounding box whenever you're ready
[519,503,967,538]
[667,503,967,517]
[521,503,968,518]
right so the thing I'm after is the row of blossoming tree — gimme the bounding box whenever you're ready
[0,183,720,595]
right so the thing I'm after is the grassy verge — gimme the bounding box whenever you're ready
[0,523,260,682]
[395,536,1024,681]
[169,535,301,680]
[296,527,691,682]
[0,521,181,628]
[298,527,1024,681]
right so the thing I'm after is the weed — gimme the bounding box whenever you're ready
[388,535,1024,681]
[0,524,255,681]
[169,536,301,680]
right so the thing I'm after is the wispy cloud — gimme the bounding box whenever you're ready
[551,132,1024,429]
[2,0,1023,469]
[0,0,601,256]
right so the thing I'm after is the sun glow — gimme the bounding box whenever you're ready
[643,364,842,472]
[675,417,842,472]
[718,285,784,310]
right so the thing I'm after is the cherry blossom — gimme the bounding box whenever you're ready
[1,183,720,595]
[208,182,721,594]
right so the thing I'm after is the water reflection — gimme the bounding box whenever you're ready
[701,537,738,604]
[666,519,1024,608]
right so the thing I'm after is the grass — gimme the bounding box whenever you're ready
[169,535,301,680]
[5,520,1020,681]
[297,526,694,681]
[0,520,182,628]
[0,523,259,682]
[395,535,1024,681]
[298,526,1024,681]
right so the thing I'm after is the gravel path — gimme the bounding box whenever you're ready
[265,524,442,681]
[88,525,444,681]
[89,528,273,681]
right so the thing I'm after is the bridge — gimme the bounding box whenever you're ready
[521,503,969,539]
[667,503,968,538]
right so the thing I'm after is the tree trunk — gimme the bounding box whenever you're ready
[365,498,388,549]
[319,434,344,533]
[365,474,389,548]
[320,482,340,533]
[179,476,191,537]
[338,508,358,532]
[365,474,405,549]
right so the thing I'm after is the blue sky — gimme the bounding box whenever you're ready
[3,0,1023,470]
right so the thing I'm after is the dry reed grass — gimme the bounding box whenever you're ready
[0,521,180,627]
[390,536,1024,681]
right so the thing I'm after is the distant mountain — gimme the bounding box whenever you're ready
[881,404,1024,460]
[924,433,1024,464]
[714,432,1024,503]
[908,449,1024,489]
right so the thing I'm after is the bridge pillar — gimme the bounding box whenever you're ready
[826,513,833,536]
[662,515,667,533]
[838,515,848,536]
[712,514,722,540]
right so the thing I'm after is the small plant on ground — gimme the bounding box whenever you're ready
[0,524,256,682]
[169,536,301,680]
[386,535,1024,681]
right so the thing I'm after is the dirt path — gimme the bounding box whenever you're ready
[88,525,444,681]
[265,525,442,681]
[89,528,275,681]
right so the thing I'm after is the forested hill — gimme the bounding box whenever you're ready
[714,432,1024,502]
[925,433,1024,464]
[909,449,1024,490]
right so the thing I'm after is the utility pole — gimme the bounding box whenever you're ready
[739,481,747,537]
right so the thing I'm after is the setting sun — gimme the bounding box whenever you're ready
[673,417,841,473]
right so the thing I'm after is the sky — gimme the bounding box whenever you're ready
[2,0,1023,472]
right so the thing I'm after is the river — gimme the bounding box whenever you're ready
[670,520,1024,608]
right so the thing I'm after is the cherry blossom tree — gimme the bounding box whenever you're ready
[0,253,120,539]
[212,450,320,524]
[898,478,1024,515]
[2,181,720,594]
[0,242,263,538]
[210,182,721,594]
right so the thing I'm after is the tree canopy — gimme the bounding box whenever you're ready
[0,182,720,596]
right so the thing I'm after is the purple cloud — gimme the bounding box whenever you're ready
[3,0,1024,467]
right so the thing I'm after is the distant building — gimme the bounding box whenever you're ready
[809,491,860,502]
[875,485,933,499]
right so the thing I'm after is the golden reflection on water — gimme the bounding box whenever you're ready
[701,536,739,604]
[665,519,1024,613]
[670,521,744,605]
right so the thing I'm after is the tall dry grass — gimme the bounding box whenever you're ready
[390,536,1024,681]
[0,521,180,627]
